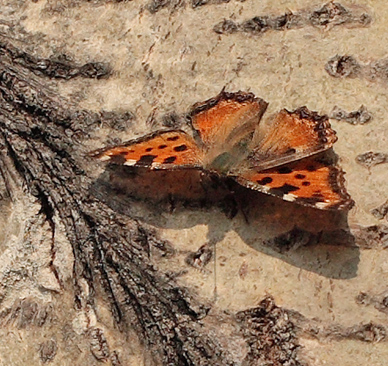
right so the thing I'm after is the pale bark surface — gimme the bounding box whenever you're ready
[0,1,387,365]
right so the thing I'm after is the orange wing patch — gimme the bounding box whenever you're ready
[90,130,204,169]
[235,157,353,210]
[190,90,268,147]
[249,108,338,170]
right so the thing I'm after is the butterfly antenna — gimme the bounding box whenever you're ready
[237,198,250,225]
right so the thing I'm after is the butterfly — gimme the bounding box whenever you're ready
[90,90,354,210]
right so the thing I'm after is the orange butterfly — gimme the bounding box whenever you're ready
[90,91,353,210]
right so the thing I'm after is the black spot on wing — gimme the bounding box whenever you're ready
[145,147,153,152]
[271,183,300,194]
[109,154,127,164]
[296,196,325,206]
[286,148,296,154]
[295,174,306,179]
[136,154,158,166]
[302,181,311,186]
[174,144,188,152]
[163,156,177,164]
[167,136,180,141]
[313,191,325,199]
[277,166,293,174]
[158,144,168,149]
[256,177,273,185]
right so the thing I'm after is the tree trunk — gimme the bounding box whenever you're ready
[0,2,387,366]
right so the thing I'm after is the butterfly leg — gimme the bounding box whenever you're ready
[185,240,218,302]
[185,242,213,270]
[167,193,176,214]
[263,226,322,253]
[220,178,250,224]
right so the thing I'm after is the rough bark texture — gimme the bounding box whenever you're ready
[0,1,388,366]
[0,45,237,365]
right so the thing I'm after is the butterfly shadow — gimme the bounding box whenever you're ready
[90,165,359,280]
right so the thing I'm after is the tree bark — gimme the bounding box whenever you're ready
[0,2,387,366]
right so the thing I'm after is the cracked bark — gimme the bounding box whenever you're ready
[0,52,240,365]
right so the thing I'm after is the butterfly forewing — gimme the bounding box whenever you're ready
[90,130,205,169]
[190,91,268,149]
[234,156,353,210]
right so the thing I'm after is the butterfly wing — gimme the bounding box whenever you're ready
[246,107,338,171]
[234,155,354,210]
[190,90,268,168]
[90,130,204,169]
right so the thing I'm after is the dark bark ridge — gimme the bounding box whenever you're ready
[0,40,110,80]
[213,2,371,35]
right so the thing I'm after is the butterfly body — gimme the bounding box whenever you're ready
[90,91,354,210]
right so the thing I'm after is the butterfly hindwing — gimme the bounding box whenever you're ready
[90,130,204,169]
[234,156,354,210]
